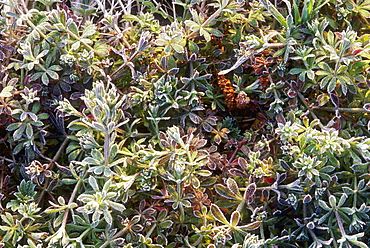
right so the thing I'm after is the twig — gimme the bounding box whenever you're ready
[0,156,16,163]
[37,137,69,206]
[297,92,324,128]
[318,107,370,113]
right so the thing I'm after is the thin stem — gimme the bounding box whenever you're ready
[104,132,111,166]
[334,210,351,247]
[188,0,231,39]
[25,19,48,40]
[318,107,370,113]
[65,29,96,53]
[37,137,70,206]
[110,50,140,79]
[352,175,358,210]
[259,221,265,240]
[297,92,324,128]
[100,228,127,248]
[176,182,185,223]
[329,226,338,248]
[60,168,88,230]
[0,156,16,163]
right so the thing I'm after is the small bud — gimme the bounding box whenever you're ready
[303,195,312,204]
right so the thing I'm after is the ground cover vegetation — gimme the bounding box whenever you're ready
[1,0,370,247]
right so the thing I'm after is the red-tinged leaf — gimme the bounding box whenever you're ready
[227,178,242,198]
[215,184,240,200]
[303,195,312,204]
[238,157,248,171]
[47,178,59,192]
[279,159,291,171]
[330,92,339,108]
[229,168,247,177]
[316,93,330,107]
[364,103,370,111]
[334,32,343,39]
[288,89,297,98]
[239,221,261,231]
[230,211,240,227]
[244,183,256,200]
[352,49,363,55]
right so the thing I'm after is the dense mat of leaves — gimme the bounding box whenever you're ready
[1,0,370,247]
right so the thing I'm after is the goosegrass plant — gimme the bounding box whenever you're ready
[1,0,370,247]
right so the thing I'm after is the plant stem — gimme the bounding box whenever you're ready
[0,156,16,163]
[66,29,96,53]
[188,0,231,39]
[334,210,351,247]
[104,132,111,166]
[37,137,69,206]
[100,228,127,248]
[318,107,370,113]
[60,168,89,231]
[297,92,324,128]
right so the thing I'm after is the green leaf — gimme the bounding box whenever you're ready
[327,77,337,93]
[339,207,355,215]
[337,193,347,207]
[328,195,337,208]
[49,65,63,71]
[91,149,104,161]
[318,62,332,72]
[68,22,79,37]
[348,240,368,248]
[6,123,22,132]
[318,199,331,211]
[215,200,240,208]
[108,200,126,212]
[13,124,26,141]
[195,170,212,177]
[320,166,335,173]
[30,72,43,81]
[41,73,50,85]
[159,220,173,228]
[215,184,241,201]
[0,86,14,97]
[239,221,261,231]
[94,42,110,56]
[316,93,330,106]
[25,124,33,139]
[211,204,229,225]
[188,40,199,53]
[71,41,81,51]
[82,24,96,37]
[88,176,99,192]
[185,20,200,31]
[103,209,113,225]
[38,113,49,120]
[226,178,242,198]
[46,69,59,80]
[18,180,36,198]
[260,0,287,28]
[171,43,185,54]
[200,29,211,42]
[289,68,306,74]
[318,211,331,224]
[207,28,222,37]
